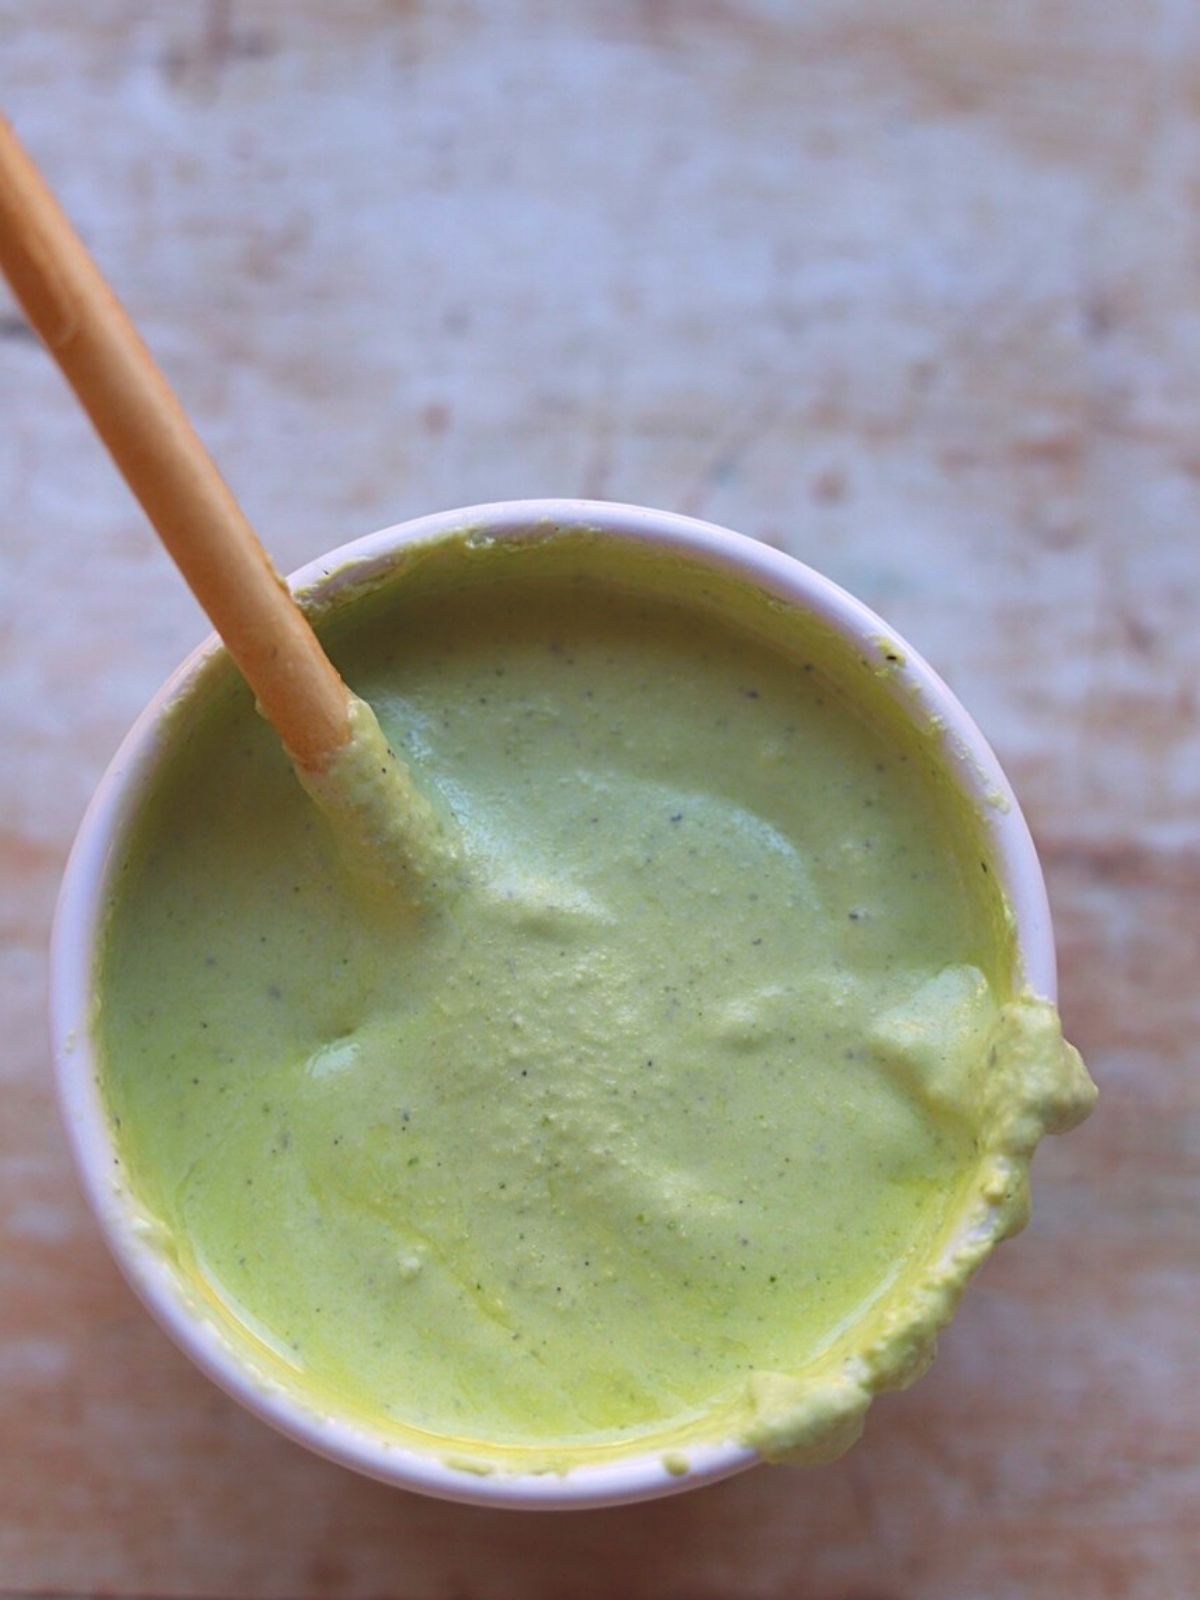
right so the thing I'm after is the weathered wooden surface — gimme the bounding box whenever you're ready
[1,2,1196,1596]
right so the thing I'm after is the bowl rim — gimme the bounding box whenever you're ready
[49,497,1056,1510]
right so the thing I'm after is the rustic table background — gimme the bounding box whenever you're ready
[1,3,1196,1597]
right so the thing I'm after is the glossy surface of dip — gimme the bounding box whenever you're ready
[98,532,1093,1471]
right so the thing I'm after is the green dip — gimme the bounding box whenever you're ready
[98,530,1094,1472]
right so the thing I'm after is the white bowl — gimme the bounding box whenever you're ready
[50,499,1056,1510]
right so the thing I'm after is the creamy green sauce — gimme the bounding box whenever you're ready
[98,532,1094,1471]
